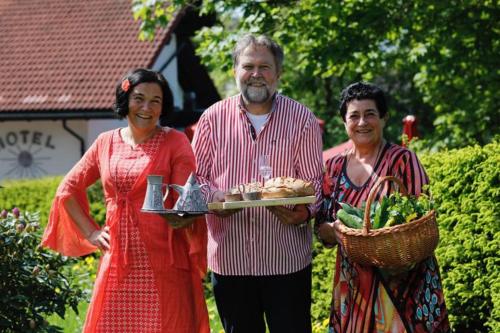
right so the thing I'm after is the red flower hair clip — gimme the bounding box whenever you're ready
[121,79,131,92]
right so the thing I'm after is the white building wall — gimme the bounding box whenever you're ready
[0,120,86,180]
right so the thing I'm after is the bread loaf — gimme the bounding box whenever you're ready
[262,177,314,199]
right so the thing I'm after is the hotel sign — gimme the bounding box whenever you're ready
[0,130,56,178]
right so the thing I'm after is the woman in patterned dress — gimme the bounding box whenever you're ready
[316,82,450,333]
[42,69,209,332]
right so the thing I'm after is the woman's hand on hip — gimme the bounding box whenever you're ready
[88,226,110,251]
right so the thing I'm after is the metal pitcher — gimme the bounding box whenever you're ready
[141,175,170,211]
[169,172,208,212]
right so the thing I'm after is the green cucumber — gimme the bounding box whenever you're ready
[337,209,363,229]
[339,202,363,219]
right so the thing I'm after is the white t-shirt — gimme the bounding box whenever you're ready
[246,111,270,135]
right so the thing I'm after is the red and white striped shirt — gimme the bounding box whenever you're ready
[192,94,324,276]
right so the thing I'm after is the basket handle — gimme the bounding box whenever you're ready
[363,176,408,234]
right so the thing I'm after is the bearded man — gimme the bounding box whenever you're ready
[192,34,323,333]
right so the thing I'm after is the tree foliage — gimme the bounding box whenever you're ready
[133,0,499,149]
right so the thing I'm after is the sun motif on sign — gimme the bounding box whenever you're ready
[0,145,51,178]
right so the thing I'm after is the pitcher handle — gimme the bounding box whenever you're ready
[162,184,170,202]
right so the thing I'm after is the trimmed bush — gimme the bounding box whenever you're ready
[420,140,499,332]
[0,177,61,227]
[0,177,106,228]
[311,241,335,332]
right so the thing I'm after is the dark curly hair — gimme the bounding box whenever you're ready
[114,68,173,121]
[339,82,388,121]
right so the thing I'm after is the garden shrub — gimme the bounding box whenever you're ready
[311,240,336,332]
[421,140,499,332]
[0,177,106,228]
[0,177,61,227]
[0,209,85,332]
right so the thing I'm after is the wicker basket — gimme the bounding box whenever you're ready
[334,176,439,268]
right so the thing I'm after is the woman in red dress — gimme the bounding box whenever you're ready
[316,82,450,333]
[42,68,209,332]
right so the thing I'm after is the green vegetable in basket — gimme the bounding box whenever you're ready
[339,202,363,218]
[372,196,390,229]
[337,209,363,229]
[377,192,434,227]
[337,194,433,230]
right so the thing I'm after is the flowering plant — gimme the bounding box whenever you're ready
[121,78,131,92]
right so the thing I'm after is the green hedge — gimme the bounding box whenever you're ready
[0,177,106,228]
[1,140,498,332]
[420,140,499,332]
[0,177,61,227]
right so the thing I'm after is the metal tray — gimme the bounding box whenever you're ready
[141,208,208,216]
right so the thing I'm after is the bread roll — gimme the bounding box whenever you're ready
[262,177,314,199]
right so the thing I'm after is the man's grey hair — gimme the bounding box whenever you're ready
[232,34,284,72]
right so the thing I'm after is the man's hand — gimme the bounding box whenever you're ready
[88,226,110,251]
[317,221,338,245]
[210,191,242,218]
[267,204,309,226]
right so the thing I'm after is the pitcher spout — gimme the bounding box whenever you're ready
[169,184,185,195]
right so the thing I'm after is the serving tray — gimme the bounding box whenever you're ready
[141,208,208,217]
[207,196,316,210]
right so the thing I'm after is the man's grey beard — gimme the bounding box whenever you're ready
[238,81,271,104]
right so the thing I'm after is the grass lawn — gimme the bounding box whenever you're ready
[47,296,224,332]
[47,302,88,333]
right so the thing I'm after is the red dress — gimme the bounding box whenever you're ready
[42,128,209,333]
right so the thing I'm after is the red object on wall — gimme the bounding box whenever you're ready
[402,115,418,146]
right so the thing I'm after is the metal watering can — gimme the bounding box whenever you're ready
[169,172,208,212]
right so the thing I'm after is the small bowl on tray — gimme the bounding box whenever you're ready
[242,191,262,201]
[225,192,243,202]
